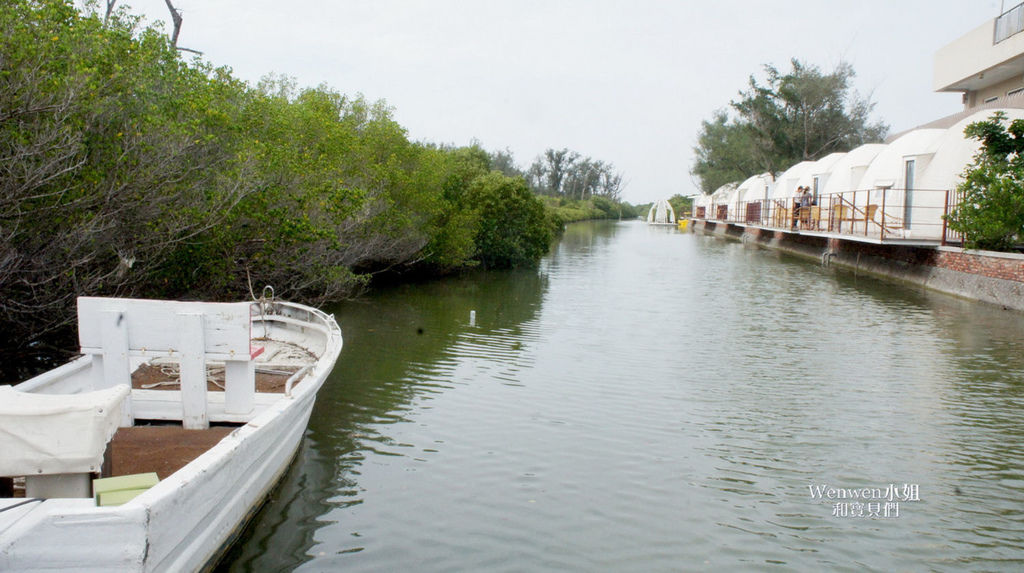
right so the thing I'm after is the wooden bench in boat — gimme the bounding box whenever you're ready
[77,297,264,430]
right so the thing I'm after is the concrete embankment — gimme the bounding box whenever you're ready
[691,220,1024,312]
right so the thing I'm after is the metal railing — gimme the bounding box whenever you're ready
[696,188,964,245]
[995,2,1024,43]
[941,189,965,246]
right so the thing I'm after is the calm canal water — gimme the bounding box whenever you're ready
[220,220,1024,572]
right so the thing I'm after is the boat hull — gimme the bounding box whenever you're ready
[0,301,342,572]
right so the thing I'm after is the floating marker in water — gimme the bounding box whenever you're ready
[470,310,476,327]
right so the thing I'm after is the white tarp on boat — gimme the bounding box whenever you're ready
[0,384,129,476]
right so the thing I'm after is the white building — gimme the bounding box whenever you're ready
[935,2,1024,110]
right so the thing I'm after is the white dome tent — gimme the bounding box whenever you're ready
[693,192,712,218]
[856,129,945,237]
[735,173,774,204]
[765,161,815,227]
[912,108,1024,237]
[797,152,846,199]
[820,144,887,196]
[688,106,1020,245]
[710,183,739,220]
[734,173,774,224]
[771,161,816,202]
[646,198,676,225]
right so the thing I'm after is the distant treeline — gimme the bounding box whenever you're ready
[0,1,638,374]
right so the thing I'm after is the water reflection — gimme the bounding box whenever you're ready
[221,221,1024,572]
[219,268,549,572]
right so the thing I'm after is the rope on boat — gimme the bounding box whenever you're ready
[245,272,275,338]
[252,285,275,339]
[139,364,295,390]
[137,283,296,390]
[140,364,227,390]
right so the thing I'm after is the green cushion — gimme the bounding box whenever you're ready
[93,472,159,506]
[97,487,151,507]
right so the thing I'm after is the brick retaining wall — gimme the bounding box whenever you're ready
[933,249,1024,283]
[826,237,1024,283]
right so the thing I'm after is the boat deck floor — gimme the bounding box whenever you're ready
[131,362,300,393]
[108,425,235,480]
[1,425,236,497]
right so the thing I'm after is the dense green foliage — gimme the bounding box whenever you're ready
[691,110,762,195]
[466,173,554,268]
[691,59,889,193]
[543,196,638,224]
[945,113,1024,251]
[0,0,577,372]
[667,194,694,218]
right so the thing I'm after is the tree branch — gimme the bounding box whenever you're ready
[164,0,183,48]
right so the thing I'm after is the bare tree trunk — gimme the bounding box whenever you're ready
[164,0,183,48]
[104,0,117,23]
[162,1,203,54]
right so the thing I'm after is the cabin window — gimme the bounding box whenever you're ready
[1008,87,1024,97]
[984,96,999,104]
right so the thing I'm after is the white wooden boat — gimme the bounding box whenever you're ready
[0,296,342,571]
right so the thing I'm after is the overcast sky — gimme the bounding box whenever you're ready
[98,0,1003,203]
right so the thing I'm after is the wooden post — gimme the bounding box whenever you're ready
[25,473,92,499]
[836,194,843,234]
[941,189,950,246]
[224,359,255,415]
[178,312,208,430]
[863,190,869,237]
[97,310,130,388]
[99,310,133,427]
[881,188,888,238]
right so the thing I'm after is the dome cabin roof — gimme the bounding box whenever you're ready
[916,107,1024,193]
[796,152,846,193]
[771,161,816,200]
[820,144,887,195]
[735,173,774,204]
[857,128,946,192]
[711,182,739,204]
[710,182,740,219]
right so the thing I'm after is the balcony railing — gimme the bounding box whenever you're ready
[995,2,1024,44]
[693,188,962,245]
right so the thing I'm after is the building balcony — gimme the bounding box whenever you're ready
[934,3,1024,107]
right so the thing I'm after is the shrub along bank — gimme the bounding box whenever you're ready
[0,1,634,376]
